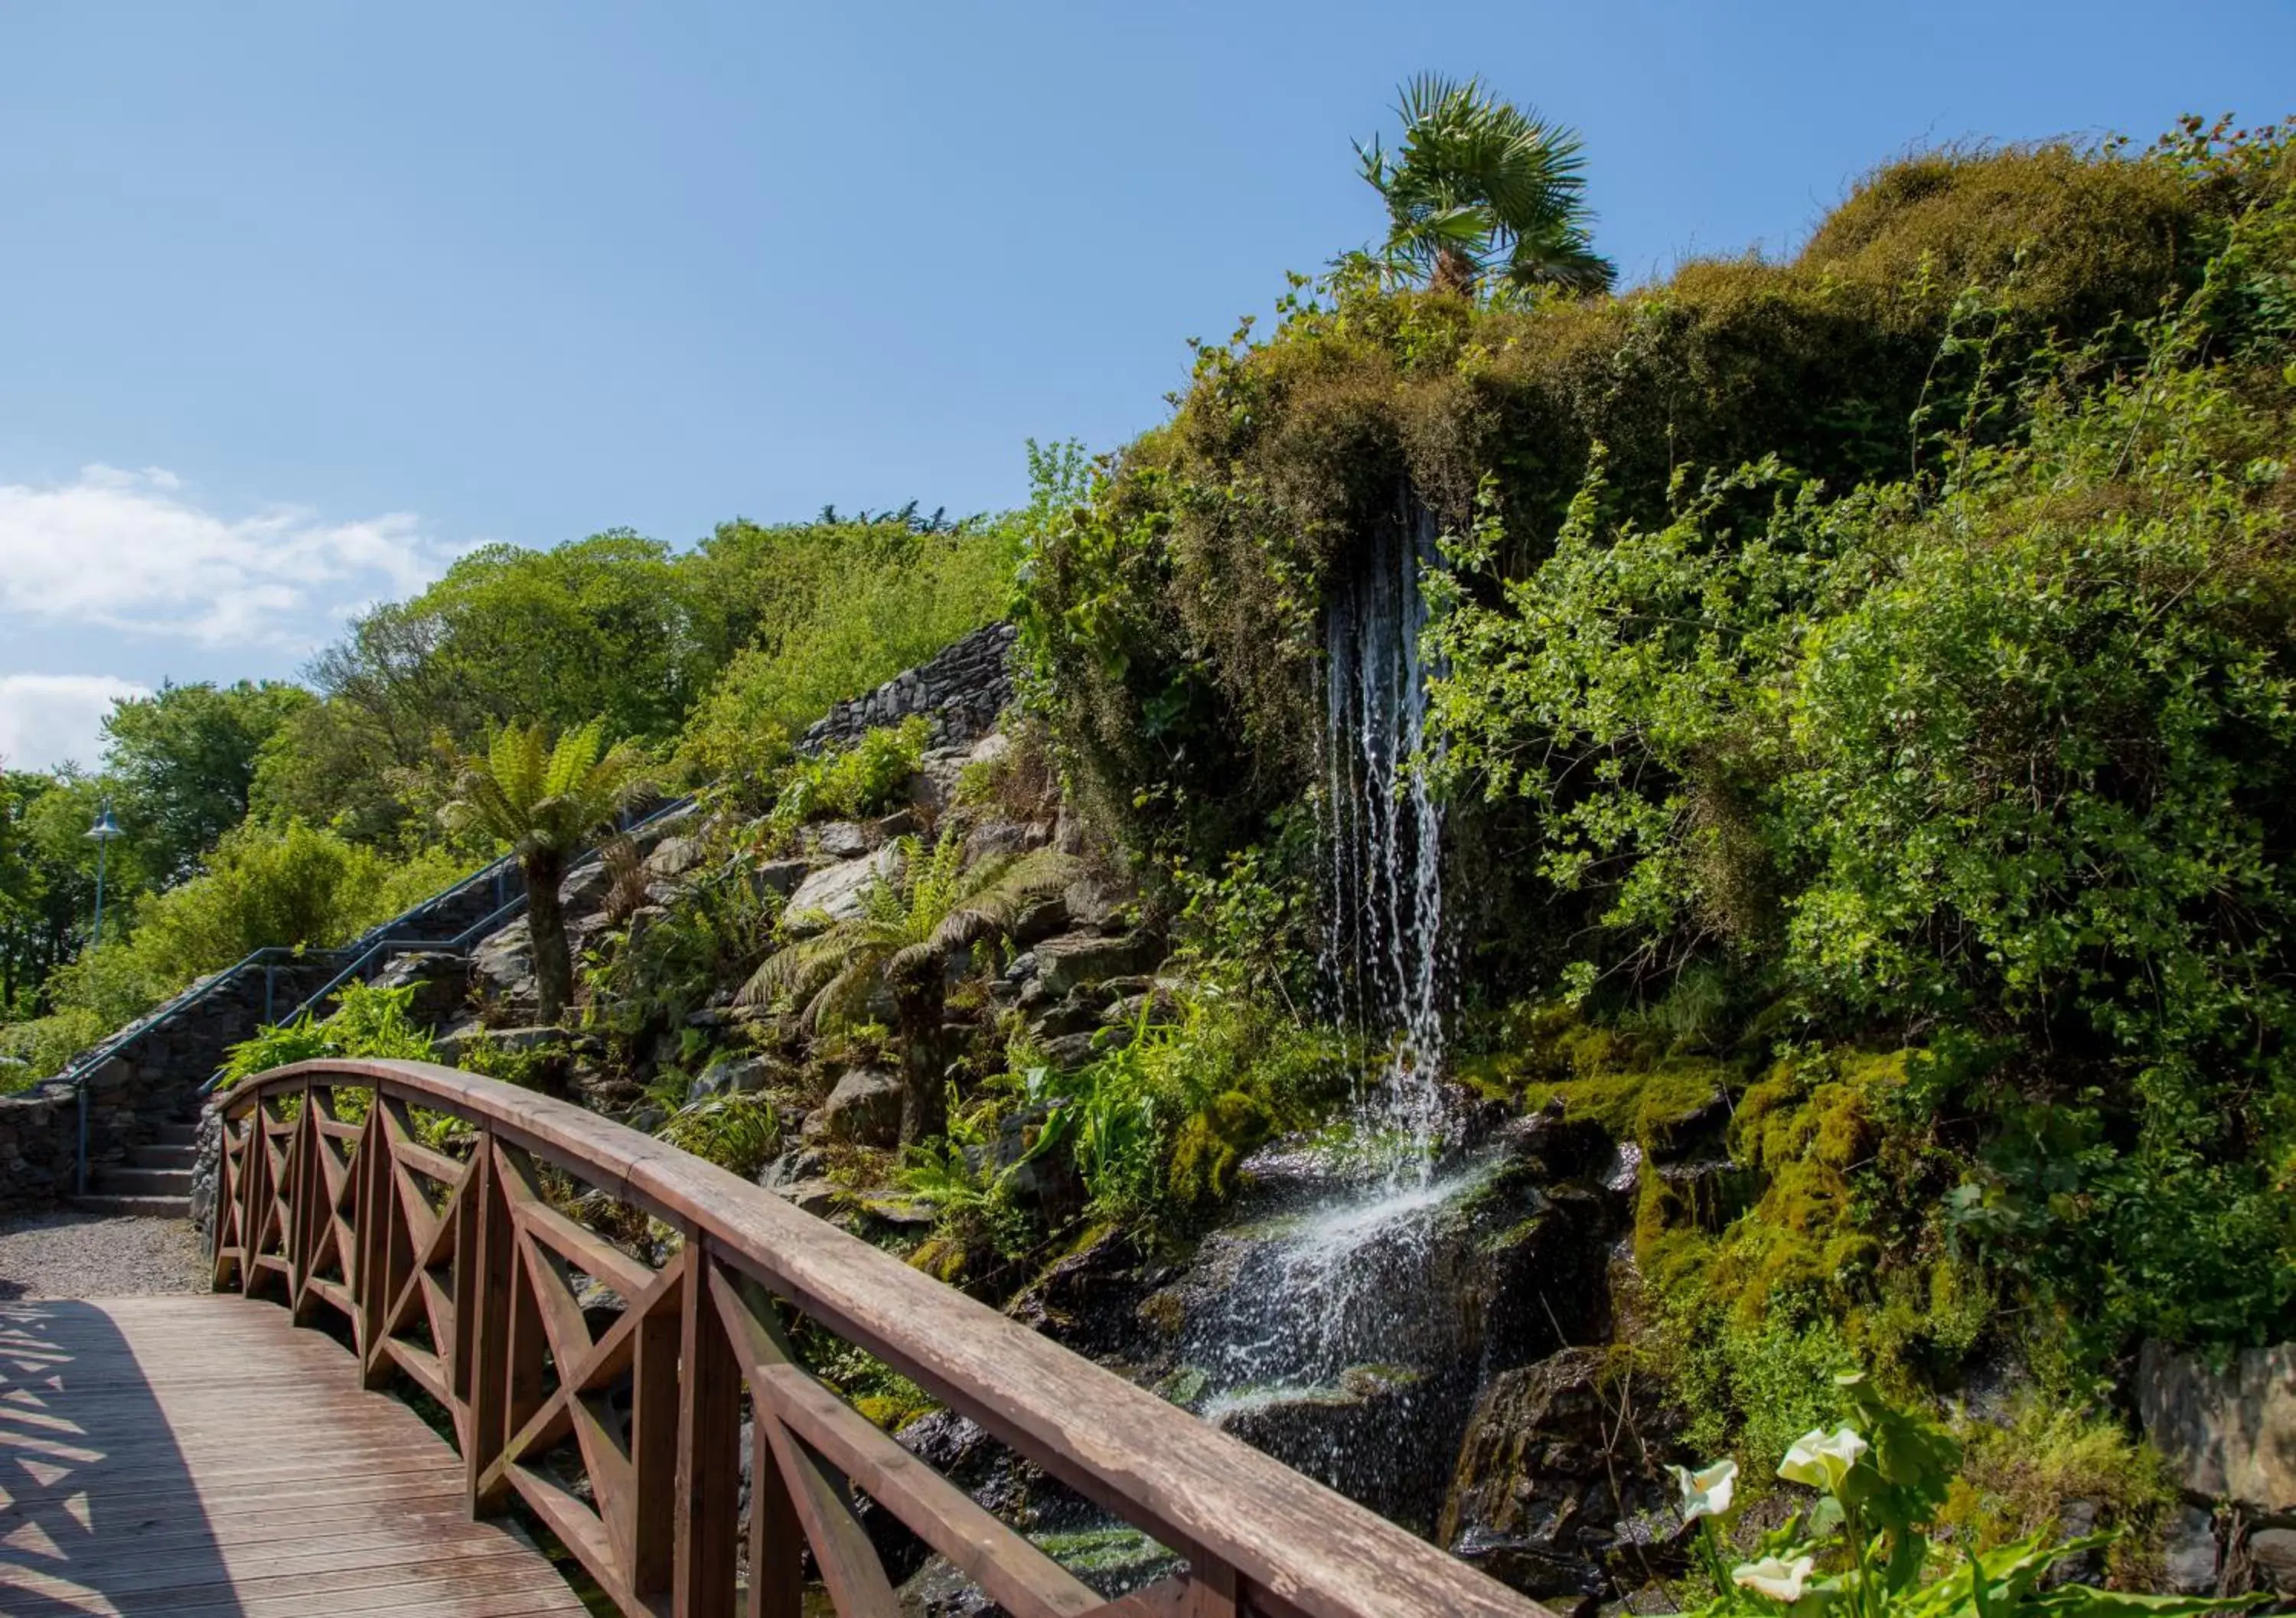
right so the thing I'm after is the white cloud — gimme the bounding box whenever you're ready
[0,673,152,774]
[0,465,457,647]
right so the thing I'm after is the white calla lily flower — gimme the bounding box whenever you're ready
[1777,1425,1869,1491]
[1733,1554,1817,1603]
[1668,1458,1737,1522]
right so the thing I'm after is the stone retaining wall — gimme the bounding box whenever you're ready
[798,621,1016,755]
[0,960,338,1209]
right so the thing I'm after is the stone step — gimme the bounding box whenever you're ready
[69,1194,191,1218]
[129,1142,197,1169]
[96,1166,194,1196]
[152,1123,200,1147]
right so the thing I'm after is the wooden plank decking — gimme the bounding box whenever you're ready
[0,1296,590,1618]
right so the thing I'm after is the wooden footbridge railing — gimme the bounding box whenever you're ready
[212,1059,1548,1618]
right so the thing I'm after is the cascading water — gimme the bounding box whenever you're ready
[1167,491,1499,1522]
[1319,491,1453,1143]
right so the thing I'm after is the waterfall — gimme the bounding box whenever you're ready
[1154,492,1495,1527]
[1319,491,1450,1145]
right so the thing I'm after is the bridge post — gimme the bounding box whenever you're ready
[465,1129,517,1512]
[673,1236,739,1616]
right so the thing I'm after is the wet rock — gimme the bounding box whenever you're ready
[572,1277,627,1339]
[784,845,904,934]
[896,1558,999,1616]
[1212,1366,1438,1525]
[1006,1225,1152,1355]
[964,1104,1083,1225]
[1495,1103,1616,1184]
[806,1067,904,1147]
[1440,1348,1675,1610]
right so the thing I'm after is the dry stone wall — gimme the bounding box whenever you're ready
[798,621,1015,755]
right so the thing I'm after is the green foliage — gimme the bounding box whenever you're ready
[677,520,1021,794]
[1942,1400,2179,1586]
[1352,72,1613,297]
[102,680,314,882]
[747,828,1081,1143]
[445,718,652,1027]
[0,1006,103,1093]
[442,720,652,865]
[656,1091,781,1179]
[219,981,439,1088]
[1427,189,2296,1352]
[1675,1375,2249,1618]
[746,831,1079,1029]
[580,855,781,1049]
[8,823,472,1065]
[764,718,931,837]
[1020,136,2227,867]
[1029,984,1350,1233]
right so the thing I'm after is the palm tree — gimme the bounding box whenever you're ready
[1355,73,1616,299]
[445,720,651,1028]
[740,830,1081,1145]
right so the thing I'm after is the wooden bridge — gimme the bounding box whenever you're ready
[2,1059,1554,1618]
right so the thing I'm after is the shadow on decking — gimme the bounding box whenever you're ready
[0,1300,243,1617]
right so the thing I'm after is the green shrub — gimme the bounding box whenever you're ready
[765,717,931,837]
[680,520,1020,794]
[219,980,438,1088]
[656,1091,781,1179]
[1021,139,2245,863]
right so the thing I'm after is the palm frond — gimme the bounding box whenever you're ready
[929,849,1085,953]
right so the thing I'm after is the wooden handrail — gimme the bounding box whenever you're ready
[213,1058,1554,1618]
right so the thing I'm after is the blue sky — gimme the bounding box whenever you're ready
[2,0,2289,770]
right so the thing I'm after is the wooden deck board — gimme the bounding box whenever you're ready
[0,1297,590,1617]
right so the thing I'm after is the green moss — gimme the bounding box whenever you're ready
[1941,1399,2179,1587]
[1521,1061,1725,1148]
[1166,1088,1276,1207]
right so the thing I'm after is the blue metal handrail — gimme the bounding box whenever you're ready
[57,795,693,1194]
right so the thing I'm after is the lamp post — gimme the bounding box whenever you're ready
[85,798,122,946]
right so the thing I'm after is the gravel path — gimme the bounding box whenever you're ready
[0,1208,208,1300]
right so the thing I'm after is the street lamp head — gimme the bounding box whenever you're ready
[85,800,123,844]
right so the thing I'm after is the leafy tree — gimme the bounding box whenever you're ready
[102,680,314,881]
[1353,73,1614,297]
[444,721,651,1028]
[741,832,1079,1143]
